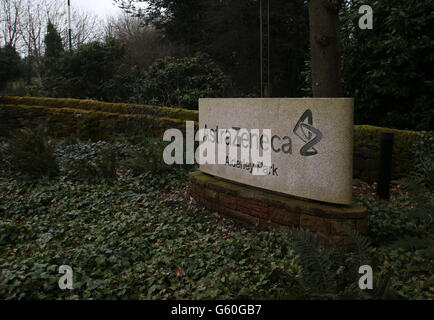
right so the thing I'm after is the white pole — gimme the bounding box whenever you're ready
[67,0,72,50]
[260,0,263,97]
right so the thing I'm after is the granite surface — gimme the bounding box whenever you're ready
[199,98,354,205]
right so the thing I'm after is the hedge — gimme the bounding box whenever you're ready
[0,96,420,181]
[0,103,188,140]
[0,96,199,121]
[353,125,419,182]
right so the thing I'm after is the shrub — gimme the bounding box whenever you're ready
[5,128,59,178]
[274,224,399,299]
[76,116,100,140]
[376,246,433,299]
[138,52,229,109]
[63,149,118,183]
[353,125,419,180]
[341,0,434,130]
[42,38,141,102]
[123,138,174,176]
[411,131,434,190]
[357,191,433,246]
[0,137,8,172]
[55,141,120,182]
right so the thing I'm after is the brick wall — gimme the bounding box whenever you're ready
[189,171,368,244]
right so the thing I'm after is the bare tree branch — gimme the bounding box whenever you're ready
[0,0,23,47]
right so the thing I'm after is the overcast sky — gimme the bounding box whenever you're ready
[71,0,124,18]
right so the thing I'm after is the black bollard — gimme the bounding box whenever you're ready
[378,131,394,200]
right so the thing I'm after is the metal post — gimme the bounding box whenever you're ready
[378,131,394,200]
[260,0,263,97]
[260,0,270,97]
[67,0,72,51]
[267,0,270,97]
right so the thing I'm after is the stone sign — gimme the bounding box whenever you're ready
[199,98,354,205]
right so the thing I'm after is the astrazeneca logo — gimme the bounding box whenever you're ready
[162,109,323,171]
[293,109,323,157]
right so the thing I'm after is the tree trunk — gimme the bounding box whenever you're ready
[309,0,342,97]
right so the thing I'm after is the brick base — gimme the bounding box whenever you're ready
[189,171,368,242]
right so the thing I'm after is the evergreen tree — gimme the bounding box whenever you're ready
[114,0,309,97]
[43,38,139,101]
[44,21,64,58]
[0,44,22,90]
[42,21,66,97]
